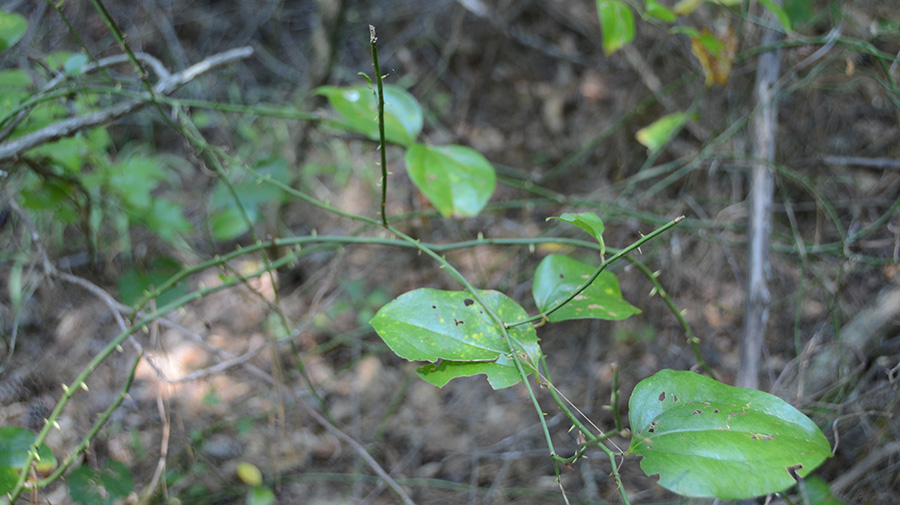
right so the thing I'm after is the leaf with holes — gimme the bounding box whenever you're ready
[370,288,541,389]
[316,84,422,146]
[533,254,640,322]
[627,369,832,499]
[405,143,496,217]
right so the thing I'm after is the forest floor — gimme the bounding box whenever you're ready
[1,0,899,504]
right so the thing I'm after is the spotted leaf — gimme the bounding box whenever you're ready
[628,370,832,499]
[533,254,640,322]
[370,288,541,388]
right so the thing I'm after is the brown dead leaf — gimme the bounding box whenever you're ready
[690,27,737,87]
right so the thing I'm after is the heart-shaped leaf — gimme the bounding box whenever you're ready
[405,143,496,217]
[533,254,640,322]
[316,84,422,146]
[370,288,541,388]
[628,370,832,499]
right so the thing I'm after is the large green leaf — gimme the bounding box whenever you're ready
[405,143,496,217]
[316,84,422,146]
[532,254,640,322]
[596,0,635,55]
[370,288,541,389]
[628,370,832,499]
[0,11,27,51]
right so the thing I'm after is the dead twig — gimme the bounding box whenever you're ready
[0,46,253,163]
[740,2,784,390]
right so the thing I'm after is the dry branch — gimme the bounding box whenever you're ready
[740,7,784,390]
[0,46,253,164]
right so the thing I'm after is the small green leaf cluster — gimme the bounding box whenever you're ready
[596,0,812,155]
[317,84,496,218]
[209,157,291,241]
[0,12,191,257]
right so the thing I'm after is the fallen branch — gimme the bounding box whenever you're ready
[0,46,253,164]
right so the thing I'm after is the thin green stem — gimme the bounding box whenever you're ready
[611,363,623,433]
[36,354,142,487]
[540,358,631,505]
[370,25,389,226]
[384,223,559,472]
[508,216,685,328]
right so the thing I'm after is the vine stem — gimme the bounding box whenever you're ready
[365,30,559,477]
[508,215,685,328]
[370,25,389,226]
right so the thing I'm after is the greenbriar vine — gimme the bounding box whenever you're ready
[0,6,840,503]
[353,24,832,502]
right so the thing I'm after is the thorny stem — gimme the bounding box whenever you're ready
[509,216,685,328]
[366,28,559,477]
[540,358,631,505]
[370,25,389,226]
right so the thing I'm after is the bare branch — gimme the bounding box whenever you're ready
[0,46,253,164]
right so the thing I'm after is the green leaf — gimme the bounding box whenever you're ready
[759,0,792,32]
[211,205,254,241]
[68,465,103,505]
[64,53,90,75]
[99,460,134,499]
[69,460,134,505]
[783,0,814,27]
[405,143,496,217]
[628,370,832,499]
[118,257,188,307]
[248,485,275,505]
[143,199,192,243]
[532,254,640,322]
[596,0,635,55]
[549,212,606,255]
[0,11,27,51]
[370,288,541,388]
[636,112,687,152]
[643,0,676,22]
[0,427,34,469]
[0,427,57,494]
[28,136,90,173]
[417,357,531,390]
[315,84,422,146]
[672,0,703,15]
[110,156,166,210]
[804,475,847,505]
